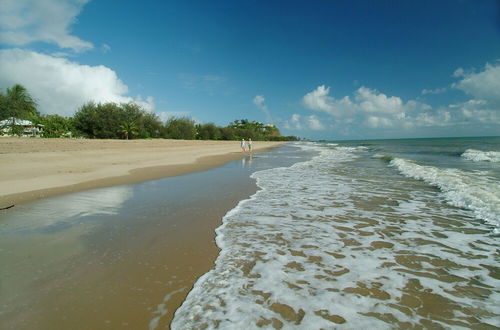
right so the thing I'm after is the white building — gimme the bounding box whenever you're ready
[0,117,44,137]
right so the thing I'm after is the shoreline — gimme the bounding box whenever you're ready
[0,156,263,329]
[0,138,285,207]
[0,141,295,329]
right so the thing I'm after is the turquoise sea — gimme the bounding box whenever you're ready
[172,136,500,329]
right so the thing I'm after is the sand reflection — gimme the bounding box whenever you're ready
[0,185,133,234]
[0,185,133,328]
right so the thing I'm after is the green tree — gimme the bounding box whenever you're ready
[120,102,142,122]
[39,114,73,138]
[73,102,124,138]
[196,123,222,140]
[226,119,284,141]
[139,112,162,138]
[219,126,236,140]
[163,117,196,139]
[0,84,39,122]
[73,101,164,139]
[119,121,138,140]
[0,90,6,120]
[9,124,24,137]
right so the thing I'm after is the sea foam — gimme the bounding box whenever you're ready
[390,157,500,231]
[461,149,500,162]
[171,143,500,329]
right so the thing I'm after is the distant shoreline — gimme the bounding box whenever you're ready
[0,138,285,207]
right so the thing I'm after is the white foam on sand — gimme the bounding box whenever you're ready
[149,287,186,330]
[171,143,499,329]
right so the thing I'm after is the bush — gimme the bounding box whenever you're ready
[73,102,164,139]
[73,102,122,138]
[39,114,74,138]
[163,117,196,139]
[196,123,222,140]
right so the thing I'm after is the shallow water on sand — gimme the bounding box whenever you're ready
[0,146,309,330]
[172,139,500,329]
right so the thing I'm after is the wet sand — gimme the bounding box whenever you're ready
[0,138,283,207]
[0,138,289,329]
[0,154,264,329]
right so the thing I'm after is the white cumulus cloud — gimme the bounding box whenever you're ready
[0,49,154,116]
[285,114,303,130]
[302,85,431,121]
[450,99,500,124]
[306,115,326,130]
[303,85,336,113]
[364,116,395,128]
[445,63,500,125]
[302,85,358,118]
[0,0,93,52]
[302,85,432,128]
[355,87,406,114]
[299,62,500,135]
[283,114,326,131]
[452,63,500,105]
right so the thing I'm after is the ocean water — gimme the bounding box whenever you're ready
[172,137,500,329]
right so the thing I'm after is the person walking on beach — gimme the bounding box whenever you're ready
[248,138,252,153]
[241,139,246,152]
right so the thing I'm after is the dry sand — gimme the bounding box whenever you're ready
[0,137,284,207]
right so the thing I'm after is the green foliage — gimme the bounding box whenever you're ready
[267,135,300,141]
[0,92,5,120]
[228,119,282,141]
[163,117,197,139]
[0,83,299,141]
[72,102,164,139]
[139,112,163,138]
[119,121,138,140]
[38,114,74,138]
[0,84,40,121]
[9,125,24,137]
[196,123,222,140]
[73,102,122,138]
[219,126,236,140]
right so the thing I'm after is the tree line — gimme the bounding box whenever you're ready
[0,84,299,141]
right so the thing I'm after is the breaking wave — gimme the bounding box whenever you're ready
[390,157,500,232]
[461,149,500,163]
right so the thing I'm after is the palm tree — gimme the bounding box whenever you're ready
[119,121,138,140]
[2,84,39,121]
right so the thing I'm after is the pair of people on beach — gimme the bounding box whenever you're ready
[240,138,252,153]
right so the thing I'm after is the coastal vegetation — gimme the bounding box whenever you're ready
[0,84,298,141]
[0,84,40,122]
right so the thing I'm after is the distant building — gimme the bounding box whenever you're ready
[0,117,44,137]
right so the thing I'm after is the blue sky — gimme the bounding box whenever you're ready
[0,0,499,140]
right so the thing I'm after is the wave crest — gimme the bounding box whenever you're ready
[390,157,500,231]
[461,149,500,162]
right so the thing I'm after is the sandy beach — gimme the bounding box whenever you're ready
[0,138,289,329]
[0,159,263,329]
[0,138,284,207]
